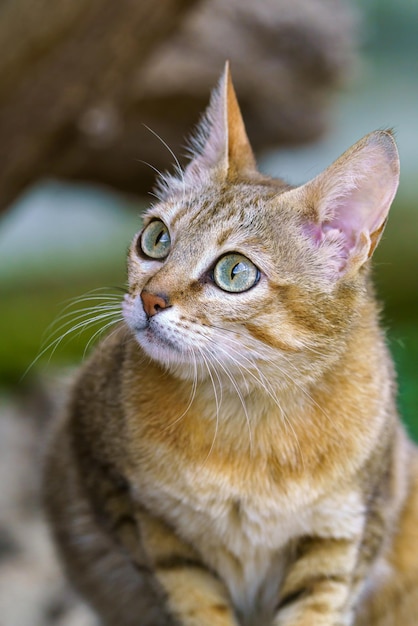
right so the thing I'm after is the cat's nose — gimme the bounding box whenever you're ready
[140,290,170,317]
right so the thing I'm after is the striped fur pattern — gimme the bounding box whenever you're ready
[44,65,418,625]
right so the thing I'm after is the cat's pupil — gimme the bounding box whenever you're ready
[231,262,246,279]
[156,230,169,245]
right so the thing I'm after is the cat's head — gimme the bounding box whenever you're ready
[123,64,399,389]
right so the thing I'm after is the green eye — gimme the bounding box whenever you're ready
[140,220,171,259]
[213,253,260,293]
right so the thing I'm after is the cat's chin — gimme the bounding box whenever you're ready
[132,327,198,379]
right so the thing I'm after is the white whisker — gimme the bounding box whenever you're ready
[44,305,121,341]
[22,289,124,380]
[163,349,199,431]
[205,347,253,457]
[197,347,221,465]
[142,124,186,204]
[211,323,333,433]
[137,159,165,179]
[82,317,124,358]
[213,341,305,469]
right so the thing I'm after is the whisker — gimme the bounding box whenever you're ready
[213,341,305,470]
[45,304,121,335]
[205,347,253,457]
[211,324,332,432]
[163,350,199,432]
[197,347,221,465]
[82,317,124,358]
[50,311,120,354]
[44,309,121,346]
[137,159,165,179]
[142,123,186,203]
[23,280,125,380]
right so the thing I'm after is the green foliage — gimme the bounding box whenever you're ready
[0,273,124,386]
[389,322,418,441]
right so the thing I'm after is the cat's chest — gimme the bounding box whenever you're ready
[151,468,303,547]
[132,435,312,550]
[129,401,317,553]
[131,452,311,622]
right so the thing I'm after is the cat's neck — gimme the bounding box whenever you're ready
[123,297,394,457]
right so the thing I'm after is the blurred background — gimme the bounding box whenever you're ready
[0,0,417,624]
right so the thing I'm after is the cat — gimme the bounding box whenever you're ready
[43,63,418,626]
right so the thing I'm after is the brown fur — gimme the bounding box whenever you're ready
[44,65,418,625]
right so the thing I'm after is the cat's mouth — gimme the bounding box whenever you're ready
[123,294,185,359]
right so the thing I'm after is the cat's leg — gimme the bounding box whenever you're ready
[45,420,239,626]
[272,534,361,626]
[44,422,173,626]
[354,452,418,626]
[137,509,240,626]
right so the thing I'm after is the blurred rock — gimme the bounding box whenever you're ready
[0,381,97,626]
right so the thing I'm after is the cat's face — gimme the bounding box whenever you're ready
[123,181,355,389]
[122,65,399,391]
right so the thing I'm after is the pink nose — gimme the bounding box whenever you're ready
[140,290,169,317]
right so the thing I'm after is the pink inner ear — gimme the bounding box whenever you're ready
[304,219,353,275]
[322,194,367,249]
[303,177,380,251]
[306,189,388,276]
[303,220,353,249]
[304,222,324,245]
[302,132,399,277]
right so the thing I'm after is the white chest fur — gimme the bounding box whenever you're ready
[133,441,364,625]
[134,460,315,624]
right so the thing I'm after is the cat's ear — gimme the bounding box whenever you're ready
[185,62,256,181]
[298,131,400,279]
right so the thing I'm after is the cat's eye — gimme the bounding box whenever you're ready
[213,253,260,293]
[140,220,171,259]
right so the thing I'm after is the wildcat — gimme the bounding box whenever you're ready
[44,64,418,626]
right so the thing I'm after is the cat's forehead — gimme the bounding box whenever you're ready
[149,181,292,241]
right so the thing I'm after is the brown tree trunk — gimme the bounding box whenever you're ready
[0,0,357,212]
[0,0,199,211]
